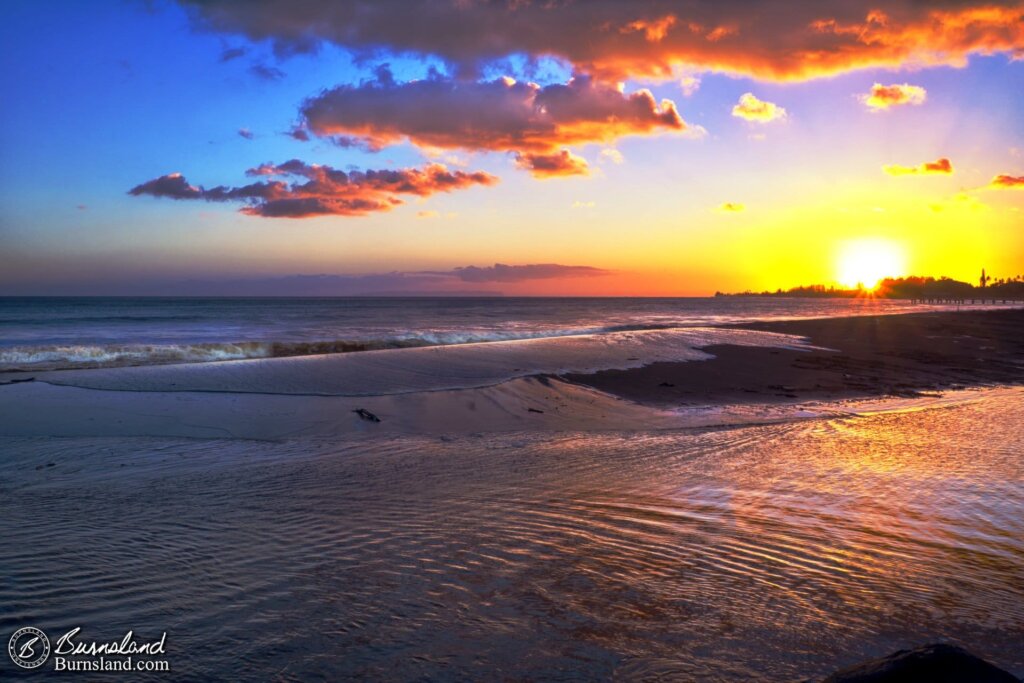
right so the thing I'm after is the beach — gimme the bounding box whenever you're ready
[2,306,1023,681]
[568,308,1024,406]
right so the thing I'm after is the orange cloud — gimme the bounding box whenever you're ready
[987,174,1024,188]
[301,72,687,160]
[621,15,677,42]
[182,2,1024,82]
[129,161,497,218]
[862,83,927,110]
[883,157,954,176]
[731,93,786,123]
[515,150,589,178]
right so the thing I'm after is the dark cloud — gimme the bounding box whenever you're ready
[129,161,497,218]
[285,125,310,141]
[300,71,686,165]
[249,62,285,81]
[36,265,608,296]
[128,173,203,200]
[514,150,589,178]
[179,1,1024,82]
[219,46,247,62]
[238,127,254,140]
[446,263,611,283]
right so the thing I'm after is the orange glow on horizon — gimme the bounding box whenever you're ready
[836,239,907,289]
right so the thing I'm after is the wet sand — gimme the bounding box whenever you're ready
[4,388,1023,681]
[566,309,1024,406]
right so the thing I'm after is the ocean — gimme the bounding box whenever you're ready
[0,296,979,372]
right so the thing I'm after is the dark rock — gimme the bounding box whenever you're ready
[527,408,544,414]
[353,408,381,423]
[821,644,1020,683]
[0,377,35,386]
[658,382,675,387]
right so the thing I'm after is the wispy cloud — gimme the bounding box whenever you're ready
[249,63,285,81]
[883,157,953,175]
[679,74,701,96]
[443,263,610,282]
[599,148,624,164]
[218,46,247,63]
[95,264,612,296]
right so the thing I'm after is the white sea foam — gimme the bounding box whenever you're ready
[36,327,818,396]
[0,326,679,372]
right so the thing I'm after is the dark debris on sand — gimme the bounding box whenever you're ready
[353,408,381,423]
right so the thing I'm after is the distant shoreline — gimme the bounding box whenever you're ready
[715,275,1024,301]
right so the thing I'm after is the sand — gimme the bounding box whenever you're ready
[566,308,1024,406]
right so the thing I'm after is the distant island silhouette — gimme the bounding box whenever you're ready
[716,271,1024,302]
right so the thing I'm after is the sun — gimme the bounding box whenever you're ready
[837,239,906,290]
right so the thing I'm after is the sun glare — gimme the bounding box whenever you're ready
[837,239,906,289]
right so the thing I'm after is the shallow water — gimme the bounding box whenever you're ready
[3,391,1022,681]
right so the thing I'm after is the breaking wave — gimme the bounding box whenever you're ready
[0,324,676,372]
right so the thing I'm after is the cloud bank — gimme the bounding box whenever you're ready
[54,265,611,296]
[181,1,1024,82]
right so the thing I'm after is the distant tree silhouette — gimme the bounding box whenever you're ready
[715,270,1024,300]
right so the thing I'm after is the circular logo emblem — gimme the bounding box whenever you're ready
[8,627,50,669]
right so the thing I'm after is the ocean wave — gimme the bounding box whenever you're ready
[0,324,677,371]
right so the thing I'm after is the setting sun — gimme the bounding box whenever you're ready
[837,239,906,289]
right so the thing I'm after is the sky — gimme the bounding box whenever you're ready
[0,0,1022,296]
